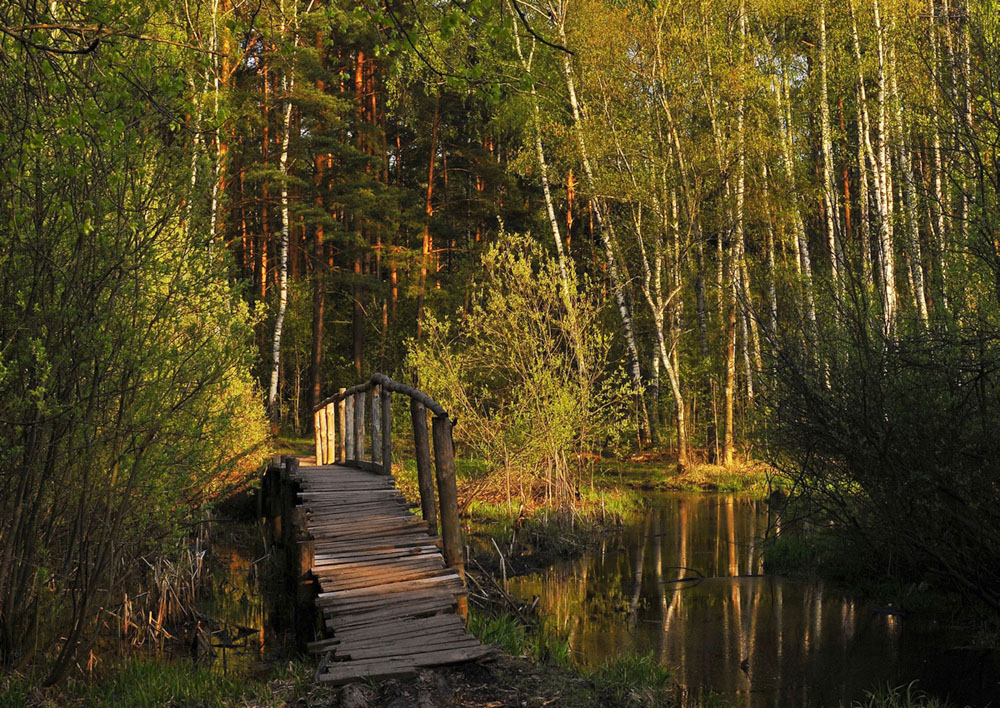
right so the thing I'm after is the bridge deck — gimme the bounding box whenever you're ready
[295,462,492,685]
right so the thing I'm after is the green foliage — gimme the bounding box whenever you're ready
[0,1,269,680]
[766,308,1000,613]
[409,231,632,507]
[467,607,528,656]
[467,606,570,667]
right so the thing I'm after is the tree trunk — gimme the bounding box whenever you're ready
[416,94,439,341]
[819,0,843,297]
[558,36,650,444]
[268,66,294,422]
[890,41,929,324]
[873,0,899,332]
[777,66,818,346]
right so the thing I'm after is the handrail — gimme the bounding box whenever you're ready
[314,372,448,419]
[310,372,465,613]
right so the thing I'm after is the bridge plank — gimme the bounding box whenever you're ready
[291,460,485,686]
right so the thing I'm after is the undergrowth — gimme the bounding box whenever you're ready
[0,657,313,708]
[466,606,571,667]
[588,652,674,706]
[853,682,957,708]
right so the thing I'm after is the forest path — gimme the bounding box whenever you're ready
[297,461,493,685]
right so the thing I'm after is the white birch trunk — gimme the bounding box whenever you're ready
[819,0,843,294]
[889,43,929,324]
[267,5,297,417]
[777,68,818,340]
[874,0,899,332]
[558,38,649,436]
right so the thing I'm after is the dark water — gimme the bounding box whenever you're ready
[190,523,292,677]
[507,494,999,707]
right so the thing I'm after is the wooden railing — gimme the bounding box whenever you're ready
[312,373,464,582]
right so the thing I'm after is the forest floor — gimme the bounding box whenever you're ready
[287,655,664,708]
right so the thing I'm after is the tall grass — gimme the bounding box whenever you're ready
[467,607,571,667]
[854,682,956,708]
[588,652,673,706]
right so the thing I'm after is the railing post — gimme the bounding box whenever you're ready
[354,391,366,465]
[411,400,436,533]
[432,415,465,618]
[381,387,392,475]
[371,385,382,469]
[324,403,335,466]
[337,389,347,464]
[345,393,355,463]
[313,410,323,465]
[317,405,328,465]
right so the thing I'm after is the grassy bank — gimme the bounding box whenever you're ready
[0,658,313,708]
[594,457,784,496]
[465,604,677,706]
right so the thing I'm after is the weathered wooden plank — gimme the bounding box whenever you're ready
[339,634,482,661]
[311,535,442,554]
[320,589,457,613]
[315,556,446,578]
[317,566,451,593]
[285,447,480,684]
[312,527,437,545]
[300,489,401,498]
[306,509,420,524]
[312,555,444,576]
[322,594,456,620]
[331,614,465,641]
[323,602,456,631]
[308,517,428,536]
[318,645,495,685]
[318,573,464,603]
[312,546,439,566]
[318,586,459,612]
[313,543,439,559]
[319,660,418,686]
[300,480,396,489]
[305,501,411,517]
[334,629,473,657]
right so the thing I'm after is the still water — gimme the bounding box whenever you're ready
[507,494,999,707]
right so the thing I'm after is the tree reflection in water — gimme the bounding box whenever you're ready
[507,493,995,708]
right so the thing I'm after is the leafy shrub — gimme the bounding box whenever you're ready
[765,310,1000,614]
[0,4,269,681]
[409,231,632,509]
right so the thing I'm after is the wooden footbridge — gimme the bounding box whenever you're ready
[261,374,493,685]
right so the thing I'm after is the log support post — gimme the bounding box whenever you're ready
[345,393,355,463]
[275,457,316,650]
[411,400,436,533]
[324,403,335,466]
[313,410,323,465]
[337,389,347,464]
[262,455,283,542]
[432,415,465,618]
[371,386,382,468]
[380,388,392,475]
[354,391,366,467]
